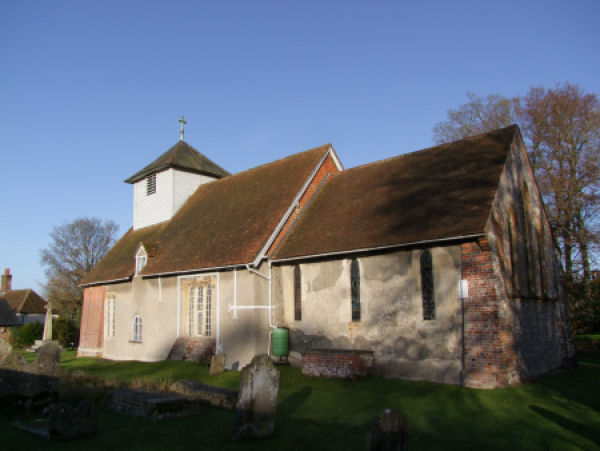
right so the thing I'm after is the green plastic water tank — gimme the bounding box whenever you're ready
[272,327,289,356]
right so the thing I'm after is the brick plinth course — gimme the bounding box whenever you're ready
[302,349,373,378]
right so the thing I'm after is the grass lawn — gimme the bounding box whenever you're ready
[2,351,599,450]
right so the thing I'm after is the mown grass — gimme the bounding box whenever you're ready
[2,351,599,450]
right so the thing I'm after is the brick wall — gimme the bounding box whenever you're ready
[268,153,339,255]
[302,349,373,378]
[78,286,105,356]
[461,239,519,388]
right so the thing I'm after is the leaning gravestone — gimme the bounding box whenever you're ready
[0,339,12,364]
[36,342,61,376]
[365,408,409,451]
[232,354,280,441]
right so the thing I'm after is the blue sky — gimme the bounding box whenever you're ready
[1,1,599,292]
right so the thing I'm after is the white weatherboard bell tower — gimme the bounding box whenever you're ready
[125,118,230,230]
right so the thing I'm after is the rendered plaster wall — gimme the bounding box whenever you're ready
[218,269,270,371]
[82,268,272,368]
[102,276,178,362]
[274,246,463,384]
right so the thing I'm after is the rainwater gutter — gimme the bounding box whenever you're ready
[79,276,132,288]
[271,233,487,264]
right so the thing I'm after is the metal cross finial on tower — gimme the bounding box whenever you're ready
[178,116,187,141]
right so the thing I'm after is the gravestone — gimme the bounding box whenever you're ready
[365,408,409,451]
[36,342,61,376]
[232,354,280,441]
[210,354,226,375]
[0,339,12,364]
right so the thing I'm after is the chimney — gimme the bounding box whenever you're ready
[1,268,12,293]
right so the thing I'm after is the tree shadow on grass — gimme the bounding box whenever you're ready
[530,405,600,445]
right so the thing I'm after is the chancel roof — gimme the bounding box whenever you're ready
[274,125,518,260]
[124,140,230,183]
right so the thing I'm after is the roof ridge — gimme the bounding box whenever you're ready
[341,125,518,175]
[230,143,331,176]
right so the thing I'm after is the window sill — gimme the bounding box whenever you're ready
[128,340,143,344]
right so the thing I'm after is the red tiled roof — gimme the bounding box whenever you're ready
[274,125,518,260]
[81,223,167,285]
[82,144,331,285]
[0,289,46,314]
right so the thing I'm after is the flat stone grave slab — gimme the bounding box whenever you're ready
[169,379,237,409]
[108,389,202,421]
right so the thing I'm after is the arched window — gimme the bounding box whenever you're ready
[294,265,302,321]
[351,258,361,321]
[420,250,435,320]
[508,209,519,292]
[537,230,545,297]
[132,315,142,342]
[521,183,534,294]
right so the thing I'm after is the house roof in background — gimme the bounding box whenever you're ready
[0,289,47,314]
[274,125,518,260]
[82,144,332,285]
[124,140,230,183]
[0,298,22,326]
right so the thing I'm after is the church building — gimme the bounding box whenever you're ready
[79,124,575,388]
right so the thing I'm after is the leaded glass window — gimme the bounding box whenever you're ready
[294,265,301,321]
[205,286,211,336]
[420,250,435,320]
[188,286,195,336]
[196,286,204,336]
[187,284,211,337]
[351,258,360,322]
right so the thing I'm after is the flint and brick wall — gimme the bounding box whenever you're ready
[461,239,519,388]
[302,349,373,378]
[78,286,105,357]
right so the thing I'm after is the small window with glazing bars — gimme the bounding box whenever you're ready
[147,173,156,195]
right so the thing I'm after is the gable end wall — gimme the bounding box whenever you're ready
[463,134,575,388]
[267,153,339,256]
[78,286,105,357]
